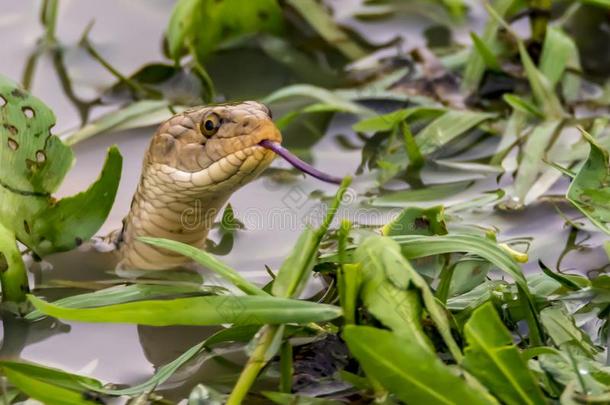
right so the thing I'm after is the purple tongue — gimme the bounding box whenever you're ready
[259,140,342,185]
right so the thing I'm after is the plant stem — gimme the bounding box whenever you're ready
[22,0,59,89]
[317,177,352,238]
[227,179,352,403]
[279,340,293,393]
[0,223,29,304]
[187,40,216,102]
[528,0,551,44]
[226,325,279,405]
[41,0,59,45]
[79,26,153,99]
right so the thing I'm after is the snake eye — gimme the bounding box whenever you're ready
[201,113,220,137]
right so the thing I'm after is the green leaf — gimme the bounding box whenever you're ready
[271,227,319,298]
[337,263,361,326]
[540,304,599,357]
[402,121,424,169]
[358,257,432,351]
[0,75,71,195]
[26,283,220,321]
[62,100,175,146]
[461,0,514,93]
[263,84,374,117]
[0,361,102,391]
[2,366,100,405]
[462,302,546,405]
[31,146,122,255]
[514,120,561,205]
[165,0,284,62]
[272,177,351,298]
[0,75,122,261]
[263,391,344,405]
[140,237,268,296]
[0,222,29,303]
[343,326,496,405]
[470,32,501,71]
[188,384,225,405]
[502,94,543,118]
[166,0,200,62]
[567,131,610,234]
[285,0,366,60]
[87,325,260,395]
[415,110,494,155]
[440,0,467,18]
[28,294,342,326]
[381,205,448,236]
[537,260,583,291]
[352,107,445,133]
[279,340,292,393]
[391,234,543,345]
[371,181,474,207]
[518,41,564,119]
[539,27,578,88]
[580,0,610,7]
[394,233,524,284]
[354,236,461,360]
[352,109,411,133]
[537,350,610,396]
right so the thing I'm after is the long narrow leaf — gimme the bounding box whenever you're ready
[29,295,342,326]
[140,237,268,296]
[343,326,496,405]
[462,303,546,405]
[26,283,219,321]
[2,368,99,405]
[391,233,543,345]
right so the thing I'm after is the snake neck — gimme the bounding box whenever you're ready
[113,101,281,271]
[116,163,230,271]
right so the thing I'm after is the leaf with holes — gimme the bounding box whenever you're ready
[0,75,122,256]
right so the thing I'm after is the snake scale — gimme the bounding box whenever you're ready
[110,101,281,271]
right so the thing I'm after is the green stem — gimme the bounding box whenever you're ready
[79,29,153,98]
[401,121,424,188]
[279,339,293,393]
[227,179,352,403]
[41,0,59,45]
[0,223,29,303]
[317,177,352,238]
[528,0,551,44]
[187,40,216,102]
[51,49,99,126]
[21,48,43,91]
[226,325,279,405]
[435,262,455,304]
[22,0,59,89]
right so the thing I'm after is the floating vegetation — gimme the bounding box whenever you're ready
[0,0,610,404]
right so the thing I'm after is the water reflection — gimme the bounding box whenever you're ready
[0,0,608,394]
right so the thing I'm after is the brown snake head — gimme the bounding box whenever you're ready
[147,101,281,193]
[116,101,281,271]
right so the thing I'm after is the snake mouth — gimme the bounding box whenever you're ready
[258,140,342,185]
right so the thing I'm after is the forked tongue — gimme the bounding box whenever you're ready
[259,140,342,185]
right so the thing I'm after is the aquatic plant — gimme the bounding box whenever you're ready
[1,0,610,404]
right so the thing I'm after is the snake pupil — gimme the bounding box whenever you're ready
[204,120,215,131]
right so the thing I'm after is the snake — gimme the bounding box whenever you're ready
[109,101,339,271]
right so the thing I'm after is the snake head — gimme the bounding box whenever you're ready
[146,101,281,193]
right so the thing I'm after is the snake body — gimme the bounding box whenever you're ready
[114,101,281,270]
